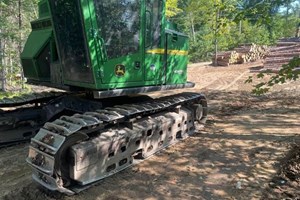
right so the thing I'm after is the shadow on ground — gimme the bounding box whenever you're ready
[3,90,300,200]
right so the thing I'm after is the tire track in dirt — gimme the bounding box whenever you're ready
[220,71,249,91]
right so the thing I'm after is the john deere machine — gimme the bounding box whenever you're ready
[0,0,207,194]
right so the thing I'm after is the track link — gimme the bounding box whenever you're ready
[27,92,207,194]
[0,92,66,146]
[0,91,64,107]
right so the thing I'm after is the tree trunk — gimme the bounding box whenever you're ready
[214,4,219,66]
[285,2,289,23]
[189,13,196,42]
[0,5,5,91]
[0,35,3,91]
[1,42,6,92]
[18,0,24,89]
[18,0,22,54]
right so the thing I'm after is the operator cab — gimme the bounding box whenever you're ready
[21,0,190,93]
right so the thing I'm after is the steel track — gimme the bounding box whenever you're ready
[27,92,207,194]
[0,92,107,146]
[0,92,65,146]
[0,91,65,107]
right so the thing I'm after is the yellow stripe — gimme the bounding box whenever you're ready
[146,48,188,56]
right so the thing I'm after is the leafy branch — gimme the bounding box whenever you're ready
[245,57,300,95]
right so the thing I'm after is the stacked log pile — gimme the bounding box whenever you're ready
[263,39,300,72]
[212,51,240,66]
[213,44,269,66]
[235,44,269,63]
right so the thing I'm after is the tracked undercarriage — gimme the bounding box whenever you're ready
[0,91,105,146]
[26,92,207,194]
[0,92,65,146]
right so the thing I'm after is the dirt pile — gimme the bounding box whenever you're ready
[263,144,300,199]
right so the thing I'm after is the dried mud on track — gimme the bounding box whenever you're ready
[1,62,300,200]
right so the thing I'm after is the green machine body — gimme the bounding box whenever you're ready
[21,0,189,92]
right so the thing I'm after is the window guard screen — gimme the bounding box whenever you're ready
[94,0,141,59]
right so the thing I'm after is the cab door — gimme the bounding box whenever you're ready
[164,30,189,85]
[144,0,165,84]
[93,0,144,87]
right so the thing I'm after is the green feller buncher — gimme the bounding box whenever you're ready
[0,0,207,194]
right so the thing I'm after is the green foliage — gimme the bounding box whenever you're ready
[272,15,300,38]
[167,0,300,91]
[0,91,16,99]
[237,20,272,45]
[170,0,300,62]
[245,57,300,95]
[189,29,215,62]
[166,0,182,18]
[0,86,31,99]
[0,0,38,91]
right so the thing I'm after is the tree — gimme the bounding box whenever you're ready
[246,58,300,95]
[166,0,182,18]
[170,0,300,62]
[0,0,38,91]
[173,0,244,62]
[241,0,300,94]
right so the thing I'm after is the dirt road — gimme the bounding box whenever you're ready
[1,62,300,200]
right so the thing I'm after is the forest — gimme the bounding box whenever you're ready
[167,0,300,62]
[0,0,300,90]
